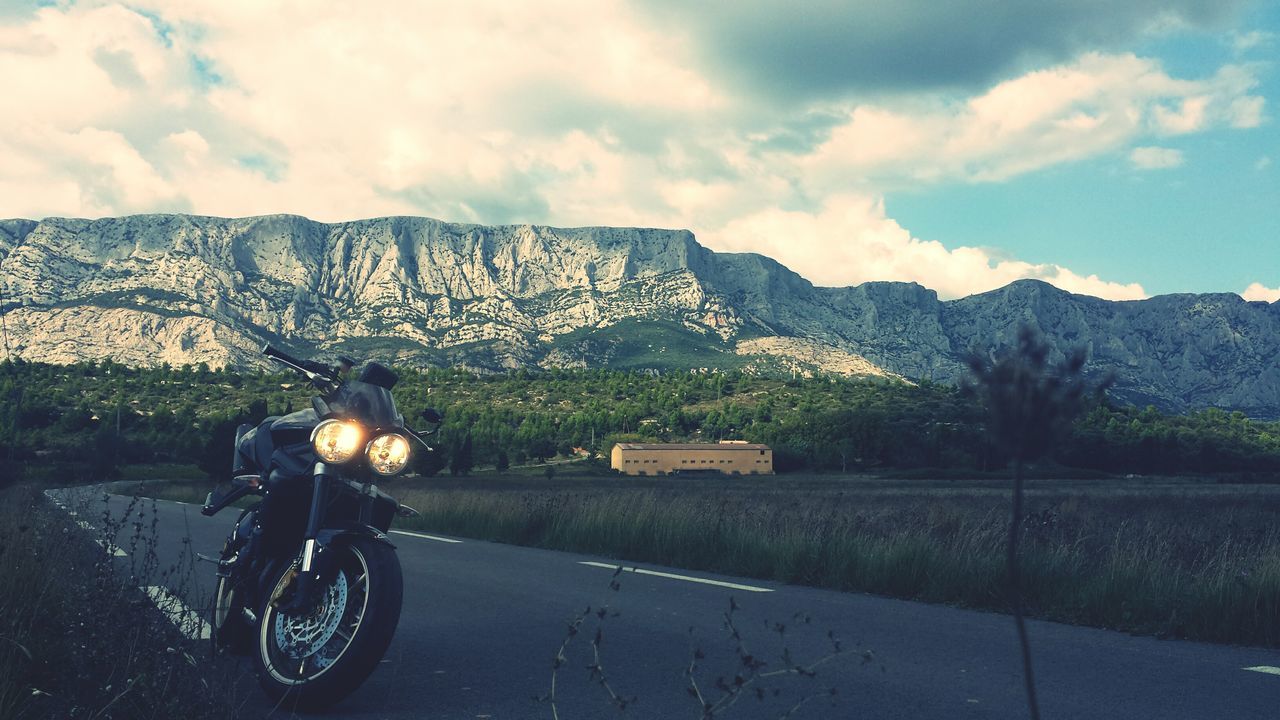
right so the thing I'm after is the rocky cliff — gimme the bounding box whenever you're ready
[2,214,1278,416]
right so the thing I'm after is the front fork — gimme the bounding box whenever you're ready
[278,462,335,613]
[278,463,383,613]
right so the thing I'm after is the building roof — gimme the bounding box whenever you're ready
[614,443,770,451]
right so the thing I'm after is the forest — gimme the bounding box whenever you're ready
[2,358,1279,483]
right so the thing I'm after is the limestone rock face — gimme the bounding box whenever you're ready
[3,214,1279,416]
[941,281,1280,415]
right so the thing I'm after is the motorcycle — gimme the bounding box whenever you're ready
[201,344,442,710]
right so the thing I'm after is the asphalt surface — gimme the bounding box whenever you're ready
[47,486,1280,720]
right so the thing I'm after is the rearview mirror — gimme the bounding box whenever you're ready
[419,408,443,433]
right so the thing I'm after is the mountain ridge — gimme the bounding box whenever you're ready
[3,213,1278,416]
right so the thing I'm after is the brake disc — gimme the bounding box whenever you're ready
[274,573,349,662]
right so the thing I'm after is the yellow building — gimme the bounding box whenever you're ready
[610,442,773,475]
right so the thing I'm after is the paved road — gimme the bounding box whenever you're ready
[48,487,1280,720]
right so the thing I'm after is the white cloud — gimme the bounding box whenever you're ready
[1153,96,1209,133]
[1130,146,1185,170]
[794,53,1260,188]
[700,194,1147,301]
[1232,30,1272,53]
[1227,95,1266,128]
[1241,283,1280,302]
[0,2,1263,301]
[1257,156,1273,171]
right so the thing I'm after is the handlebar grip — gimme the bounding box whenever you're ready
[262,343,306,369]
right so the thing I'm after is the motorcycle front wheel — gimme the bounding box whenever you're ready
[252,536,403,711]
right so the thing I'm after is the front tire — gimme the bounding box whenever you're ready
[252,537,403,711]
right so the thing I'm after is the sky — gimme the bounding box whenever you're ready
[0,1,1276,301]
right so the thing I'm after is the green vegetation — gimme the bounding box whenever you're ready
[549,320,744,370]
[2,358,1280,487]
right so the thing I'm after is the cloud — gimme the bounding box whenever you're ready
[1232,30,1273,53]
[1257,156,1273,171]
[0,1,1263,301]
[693,55,1270,217]
[700,194,1147,300]
[1241,282,1280,302]
[791,53,1261,188]
[1130,146,1185,169]
[640,0,1248,102]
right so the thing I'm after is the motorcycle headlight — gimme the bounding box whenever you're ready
[367,433,411,476]
[311,420,364,463]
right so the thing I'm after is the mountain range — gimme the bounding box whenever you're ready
[2,213,1278,417]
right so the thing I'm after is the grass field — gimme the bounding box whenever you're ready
[128,468,1280,648]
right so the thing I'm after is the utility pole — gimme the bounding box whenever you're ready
[0,278,10,361]
[0,279,18,481]
[113,379,123,471]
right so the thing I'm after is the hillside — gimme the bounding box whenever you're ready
[2,214,1278,415]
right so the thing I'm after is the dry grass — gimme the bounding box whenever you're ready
[0,485,244,720]
[385,473,1280,646]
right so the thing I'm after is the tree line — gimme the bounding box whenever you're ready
[2,358,1279,482]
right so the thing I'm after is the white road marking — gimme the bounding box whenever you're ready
[47,499,125,557]
[142,586,211,640]
[390,530,463,544]
[578,561,773,593]
[1244,666,1280,676]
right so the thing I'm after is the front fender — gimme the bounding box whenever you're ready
[316,524,397,550]
[311,524,397,587]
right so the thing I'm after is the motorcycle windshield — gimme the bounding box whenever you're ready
[325,380,403,430]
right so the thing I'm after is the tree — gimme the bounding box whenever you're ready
[450,433,474,476]
[89,425,121,481]
[528,437,555,463]
[199,416,247,479]
[413,445,448,477]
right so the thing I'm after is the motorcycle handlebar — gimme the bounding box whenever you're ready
[262,344,306,368]
[261,344,333,387]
